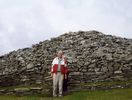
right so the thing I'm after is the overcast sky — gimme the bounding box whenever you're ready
[0,0,132,55]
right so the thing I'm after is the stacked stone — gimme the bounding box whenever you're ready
[0,30,132,90]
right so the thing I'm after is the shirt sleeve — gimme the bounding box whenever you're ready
[52,58,56,65]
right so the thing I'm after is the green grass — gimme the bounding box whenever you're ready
[0,84,49,90]
[0,88,132,100]
[74,80,132,87]
[1,80,132,90]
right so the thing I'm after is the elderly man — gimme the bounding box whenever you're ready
[50,50,68,97]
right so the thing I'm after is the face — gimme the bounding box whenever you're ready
[57,51,63,58]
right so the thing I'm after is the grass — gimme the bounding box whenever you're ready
[1,80,132,90]
[74,80,132,86]
[0,88,132,100]
[0,84,49,90]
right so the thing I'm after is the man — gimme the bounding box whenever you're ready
[50,50,68,97]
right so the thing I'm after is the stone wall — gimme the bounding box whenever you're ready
[0,31,132,94]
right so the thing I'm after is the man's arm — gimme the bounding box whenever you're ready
[63,55,68,79]
[65,74,67,79]
[50,58,55,78]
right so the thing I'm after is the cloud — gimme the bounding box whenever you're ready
[0,0,55,54]
[40,0,132,37]
[0,0,132,55]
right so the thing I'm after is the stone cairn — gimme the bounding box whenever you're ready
[0,31,132,95]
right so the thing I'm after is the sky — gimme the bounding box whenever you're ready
[0,0,132,55]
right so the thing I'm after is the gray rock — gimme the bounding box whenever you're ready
[0,30,132,94]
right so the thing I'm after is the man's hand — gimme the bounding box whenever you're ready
[65,74,67,79]
[51,73,53,79]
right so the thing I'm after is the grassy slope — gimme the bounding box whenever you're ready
[0,88,132,100]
